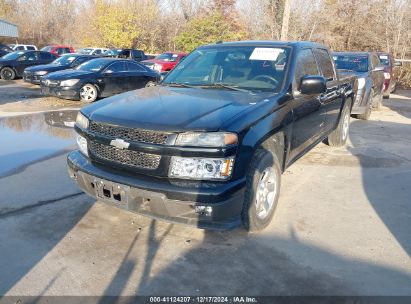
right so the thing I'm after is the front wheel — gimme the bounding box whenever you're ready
[79,83,98,103]
[242,149,281,232]
[373,90,383,110]
[0,67,16,80]
[327,99,351,147]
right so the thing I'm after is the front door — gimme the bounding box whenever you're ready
[288,48,326,162]
[16,51,39,76]
[101,61,129,97]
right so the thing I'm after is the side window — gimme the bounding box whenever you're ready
[72,57,89,66]
[132,50,142,59]
[65,48,71,54]
[95,49,101,55]
[294,48,319,89]
[27,46,35,50]
[371,55,380,68]
[105,62,127,73]
[315,49,335,81]
[26,52,38,61]
[56,48,64,55]
[16,46,25,50]
[127,62,145,71]
[39,52,51,60]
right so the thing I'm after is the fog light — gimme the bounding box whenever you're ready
[195,205,213,216]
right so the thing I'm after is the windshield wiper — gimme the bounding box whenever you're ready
[162,82,197,89]
[201,83,251,93]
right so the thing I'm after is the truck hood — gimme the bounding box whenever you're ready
[44,69,94,80]
[82,86,274,132]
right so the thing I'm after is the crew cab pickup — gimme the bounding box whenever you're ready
[68,41,357,231]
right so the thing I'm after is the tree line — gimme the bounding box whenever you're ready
[1,0,410,86]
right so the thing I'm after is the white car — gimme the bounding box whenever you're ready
[78,47,108,56]
[11,44,38,51]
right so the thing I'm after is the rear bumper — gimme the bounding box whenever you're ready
[41,85,79,100]
[67,151,245,230]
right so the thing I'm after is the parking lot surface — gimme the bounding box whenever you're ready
[0,82,410,296]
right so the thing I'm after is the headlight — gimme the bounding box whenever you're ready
[169,156,235,180]
[60,79,80,86]
[384,72,391,79]
[76,134,88,157]
[35,71,48,76]
[357,77,365,90]
[153,63,163,72]
[75,112,89,129]
[175,132,238,147]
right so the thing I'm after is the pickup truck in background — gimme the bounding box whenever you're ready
[378,52,402,99]
[333,51,384,119]
[68,41,357,231]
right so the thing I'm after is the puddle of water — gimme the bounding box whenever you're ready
[0,110,79,176]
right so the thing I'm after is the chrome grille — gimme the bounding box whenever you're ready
[89,121,170,145]
[89,141,161,170]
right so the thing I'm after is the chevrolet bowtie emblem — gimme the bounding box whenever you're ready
[110,138,130,150]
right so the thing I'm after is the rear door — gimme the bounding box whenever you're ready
[314,48,343,132]
[101,61,129,96]
[127,62,151,90]
[289,48,326,161]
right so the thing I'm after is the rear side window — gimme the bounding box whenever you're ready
[64,48,71,54]
[16,46,25,50]
[27,46,36,50]
[294,48,319,89]
[127,62,145,71]
[106,61,127,72]
[94,49,102,55]
[24,52,38,61]
[39,52,53,60]
[315,49,335,81]
[56,48,64,55]
[133,50,143,59]
[72,57,90,66]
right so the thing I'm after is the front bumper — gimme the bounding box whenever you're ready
[67,151,245,230]
[23,74,42,84]
[41,85,80,100]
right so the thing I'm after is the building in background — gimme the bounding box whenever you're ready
[0,19,19,41]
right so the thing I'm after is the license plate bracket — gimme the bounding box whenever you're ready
[93,178,130,204]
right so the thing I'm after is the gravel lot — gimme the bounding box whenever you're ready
[0,81,410,296]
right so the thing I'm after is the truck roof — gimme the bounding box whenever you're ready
[201,40,328,49]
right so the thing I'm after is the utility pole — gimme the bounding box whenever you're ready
[280,0,291,41]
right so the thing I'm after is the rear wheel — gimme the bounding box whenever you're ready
[374,90,383,110]
[356,90,372,120]
[327,99,351,147]
[79,83,98,103]
[0,67,16,80]
[242,149,281,232]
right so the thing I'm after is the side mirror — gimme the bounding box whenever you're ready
[373,65,385,72]
[394,61,402,67]
[300,75,327,95]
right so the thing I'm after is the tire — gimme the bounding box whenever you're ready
[242,149,281,232]
[327,99,351,147]
[145,81,156,87]
[0,67,16,80]
[356,91,372,120]
[383,94,390,100]
[79,83,98,103]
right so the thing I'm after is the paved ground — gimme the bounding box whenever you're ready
[0,82,410,296]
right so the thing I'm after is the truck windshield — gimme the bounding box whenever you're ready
[162,46,290,93]
[76,59,107,72]
[333,55,369,73]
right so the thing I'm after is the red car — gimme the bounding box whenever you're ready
[378,52,402,99]
[141,52,187,72]
[40,45,75,57]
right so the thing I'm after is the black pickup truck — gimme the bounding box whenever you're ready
[68,41,356,231]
